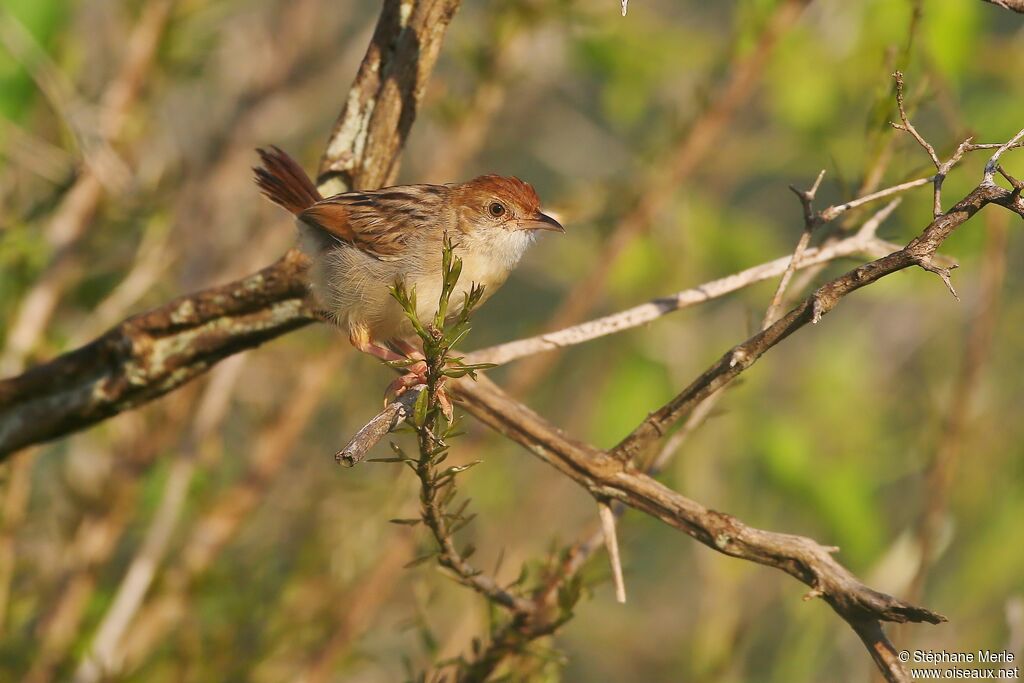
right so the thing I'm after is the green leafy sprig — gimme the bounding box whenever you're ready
[381,238,581,682]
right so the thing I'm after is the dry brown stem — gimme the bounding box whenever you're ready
[761,169,827,327]
[336,388,420,466]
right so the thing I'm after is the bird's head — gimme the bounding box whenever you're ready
[452,175,563,237]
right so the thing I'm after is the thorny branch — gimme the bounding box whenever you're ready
[613,177,1024,467]
[451,375,944,678]
[761,168,827,327]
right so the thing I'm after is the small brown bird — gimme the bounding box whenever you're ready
[254,147,563,389]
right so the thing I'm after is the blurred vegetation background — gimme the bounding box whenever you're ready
[1,0,1022,681]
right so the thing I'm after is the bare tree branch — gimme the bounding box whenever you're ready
[0,250,314,458]
[761,169,826,327]
[613,177,1024,465]
[451,375,943,675]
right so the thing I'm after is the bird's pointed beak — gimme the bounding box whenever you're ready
[520,212,564,233]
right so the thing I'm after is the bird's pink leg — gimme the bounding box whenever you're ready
[394,338,454,420]
[393,338,454,419]
[348,329,428,399]
[349,331,453,419]
[353,340,405,363]
[391,338,423,360]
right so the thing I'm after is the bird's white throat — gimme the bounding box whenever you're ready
[481,228,535,269]
[454,227,534,297]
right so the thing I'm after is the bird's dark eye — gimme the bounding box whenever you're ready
[488,202,506,218]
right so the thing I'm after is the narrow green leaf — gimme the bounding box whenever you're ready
[440,460,482,477]
[389,518,423,526]
[404,552,438,569]
[413,388,429,428]
[451,498,472,519]
[450,512,477,535]
[557,576,583,613]
[440,482,459,507]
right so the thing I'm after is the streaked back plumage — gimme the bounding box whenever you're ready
[253,147,553,344]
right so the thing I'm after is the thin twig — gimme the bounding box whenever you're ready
[891,72,941,169]
[505,0,810,395]
[983,128,1024,186]
[762,169,826,327]
[598,501,626,603]
[889,72,1004,219]
[466,208,899,367]
[336,389,421,466]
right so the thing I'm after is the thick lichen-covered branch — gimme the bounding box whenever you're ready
[0,251,314,457]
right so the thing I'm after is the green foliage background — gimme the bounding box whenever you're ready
[0,1,1022,681]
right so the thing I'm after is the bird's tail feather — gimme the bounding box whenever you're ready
[253,146,322,215]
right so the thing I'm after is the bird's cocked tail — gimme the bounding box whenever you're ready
[253,146,322,215]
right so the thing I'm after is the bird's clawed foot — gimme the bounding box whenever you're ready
[385,359,427,398]
[351,332,455,422]
[384,360,454,422]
